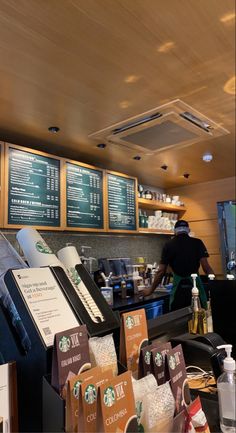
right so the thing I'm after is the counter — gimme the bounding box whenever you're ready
[112,290,170,315]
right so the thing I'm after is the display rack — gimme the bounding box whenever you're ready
[138,198,186,214]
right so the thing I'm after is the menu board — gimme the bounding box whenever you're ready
[6,145,61,228]
[107,172,137,231]
[66,161,104,229]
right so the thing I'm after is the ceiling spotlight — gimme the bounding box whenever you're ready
[48,126,60,133]
[161,164,168,170]
[133,155,141,160]
[202,153,213,162]
[97,143,106,149]
[183,173,190,179]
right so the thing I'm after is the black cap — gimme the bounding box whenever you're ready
[174,220,189,229]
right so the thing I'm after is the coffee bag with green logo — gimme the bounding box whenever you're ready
[150,342,172,385]
[98,371,138,433]
[65,366,101,433]
[78,369,114,433]
[51,325,91,394]
[120,309,148,379]
[167,345,191,415]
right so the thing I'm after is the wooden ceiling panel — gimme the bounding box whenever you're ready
[0,0,235,187]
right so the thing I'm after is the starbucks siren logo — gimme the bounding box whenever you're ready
[73,380,82,399]
[125,316,135,329]
[103,386,115,407]
[85,384,97,404]
[144,351,151,365]
[69,268,81,285]
[169,355,176,370]
[154,352,163,367]
[35,241,53,254]
[59,336,71,353]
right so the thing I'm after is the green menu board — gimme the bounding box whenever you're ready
[66,162,104,229]
[8,147,60,227]
[107,173,137,231]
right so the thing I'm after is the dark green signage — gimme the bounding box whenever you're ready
[8,147,60,226]
[107,173,137,230]
[66,162,103,229]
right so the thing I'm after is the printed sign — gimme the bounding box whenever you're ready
[107,173,137,231]
[51,325,91,393]
[12,267,78,347]
[120,309,148,378]
[66,162,104,229]
[0,362,18,433]
[98,371,138,433]
[7,146,60,227]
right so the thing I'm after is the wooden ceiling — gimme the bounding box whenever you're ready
[0,0,235,188]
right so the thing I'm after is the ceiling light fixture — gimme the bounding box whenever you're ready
[161,164,168,170]
[220,12,235,23]
[224,76,236,95]
[157,41,175,53]
[48,126,60,133]
[183,173,190,179]
[133,155,141,160]
[119,100,131,109]
[202,152,213,162]
[97,143,106,149]
[124,75,140,84]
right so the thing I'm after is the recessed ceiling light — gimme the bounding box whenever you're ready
[124,75,140,84]
[161,164,168,170]
[183,173,190,179]
[220,12,235,23]
[157,41,175,53]
[202,153,213,162]
[97,143,106,149]
[133,155,141,160]
[224,76,236,95]
[119,100,131,109]
[48,126,60,133]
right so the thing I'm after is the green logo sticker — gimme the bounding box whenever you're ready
[103,386,115,407]
[169,355,176,370]
[59,336,71,353]
[154,352,163,367]
[84,384,97,404]
[144,351,151,365]
[73,380,82,399]
[35,241,52,254]
[125,316,135,329]
[69,268,81,285]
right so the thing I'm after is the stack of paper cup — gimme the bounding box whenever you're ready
[57,245,82,269]
[16,227,61,268]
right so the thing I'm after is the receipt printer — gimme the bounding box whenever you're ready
[170,332,227,379]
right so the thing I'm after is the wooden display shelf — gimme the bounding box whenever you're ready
[138,198,186,214]
[138,227,174,235]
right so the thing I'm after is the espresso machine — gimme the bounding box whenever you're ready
[94,257,134,294]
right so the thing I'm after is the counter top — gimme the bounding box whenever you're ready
[112,290,170,313]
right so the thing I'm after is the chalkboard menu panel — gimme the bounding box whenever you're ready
[66,161,104,229]
[6,145,61,227]
[107,172,137,231]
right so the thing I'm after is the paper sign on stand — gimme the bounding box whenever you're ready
[167,344,191,415]
[0,362,18,433]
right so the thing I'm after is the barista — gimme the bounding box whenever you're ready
[141,220,215,311]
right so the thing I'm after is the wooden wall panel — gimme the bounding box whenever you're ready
[168,177,236,277]
[0,142,4,228]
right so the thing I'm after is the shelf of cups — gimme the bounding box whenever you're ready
[138,198,186,214]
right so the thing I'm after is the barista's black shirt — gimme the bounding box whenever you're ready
[160,233,209,277]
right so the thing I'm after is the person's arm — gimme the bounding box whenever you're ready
[141,264,167,296]
[200,257,215,275]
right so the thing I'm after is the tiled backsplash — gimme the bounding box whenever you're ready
[2,230,169,271]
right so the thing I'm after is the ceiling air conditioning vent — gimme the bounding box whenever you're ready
[89,99,229,154]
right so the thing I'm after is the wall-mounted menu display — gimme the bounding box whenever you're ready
[5,144,61,229]
[66,161,104,230]
[106,171,138,231]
